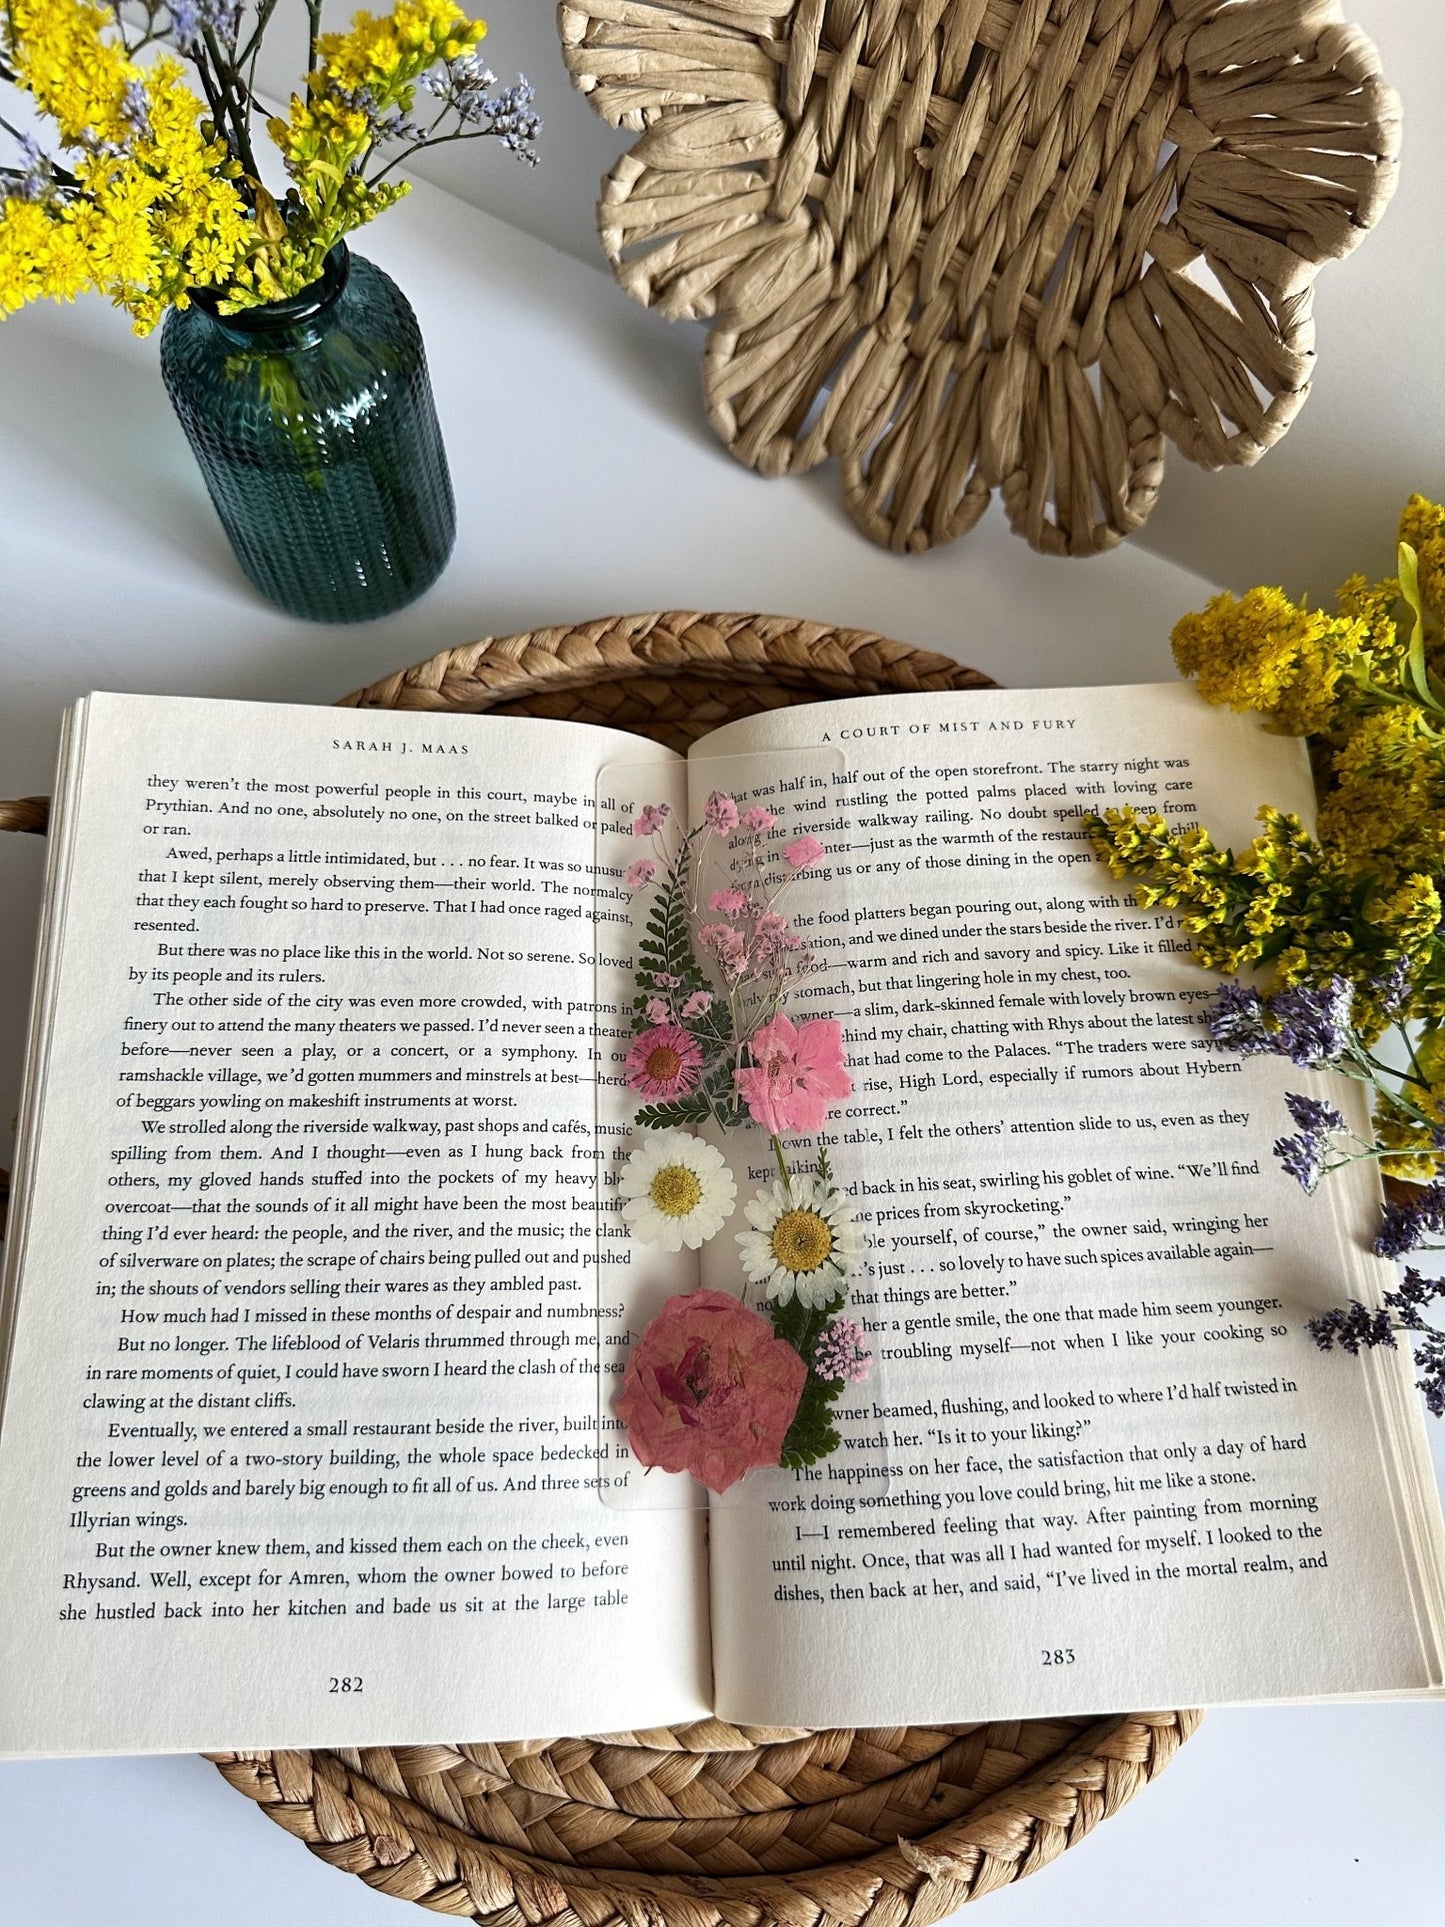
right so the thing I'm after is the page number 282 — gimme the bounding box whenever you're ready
[1041,1649,1075,1666]
[328,1676,364,1694]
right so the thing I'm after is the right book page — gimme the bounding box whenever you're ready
[692,683,1444,1725]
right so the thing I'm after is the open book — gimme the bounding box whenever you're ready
[1,685,1441,1757]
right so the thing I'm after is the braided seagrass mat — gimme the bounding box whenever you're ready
[1,613,1198,1919]
[559,1,1400,557]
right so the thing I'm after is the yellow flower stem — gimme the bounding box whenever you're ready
[188,42,235,162]
[235,0,283,76]
[200,23,261,181]
[770,1134,792,1195]
[368,123,485,186]
[1399,544,1433,710]
[305,0,323,104]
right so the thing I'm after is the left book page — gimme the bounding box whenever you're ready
[0,693,709,1756]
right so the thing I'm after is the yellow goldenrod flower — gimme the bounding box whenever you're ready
[0,0,500,324]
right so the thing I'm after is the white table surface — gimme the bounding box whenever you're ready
[0,171,1441,1927]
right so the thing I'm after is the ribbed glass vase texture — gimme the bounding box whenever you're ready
[160,245,456,623]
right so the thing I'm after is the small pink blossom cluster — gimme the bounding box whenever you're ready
[642,970,714,1032]
[812,1318,872,1384]
[624,801,672,892]
[694,909,813,987]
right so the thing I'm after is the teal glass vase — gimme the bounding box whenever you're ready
[160,245,455,623]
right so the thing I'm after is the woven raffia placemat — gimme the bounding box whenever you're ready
[559,1,1399,558]
[0,613,1198,1919]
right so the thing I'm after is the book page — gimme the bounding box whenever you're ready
[0,694,708,1755]
[693,685,1444,1724]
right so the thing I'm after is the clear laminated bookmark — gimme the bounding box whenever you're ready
[588,748,897,1513]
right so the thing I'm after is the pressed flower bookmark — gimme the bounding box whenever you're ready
[611,788,873,1494]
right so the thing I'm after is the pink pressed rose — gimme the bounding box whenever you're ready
[632,804,670,837]
[624,858,658,891]
[617,1289,806,1492]
[784,834,825,870]
[738,805,778,834]
[735,1013,852,1134]
[708,888,749,917]
[645,996,670,1025]
[624,1025,703,1101]
[681,990,713,1019]
[704,791,740,836]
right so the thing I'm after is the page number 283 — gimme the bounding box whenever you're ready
[1041,1649,1075,1666]
[328,1676,364,1693]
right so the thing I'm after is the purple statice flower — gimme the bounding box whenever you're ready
[121,79,151,138]
[2,134,49,203]
[1411,1332,1445,1417]
[424,60,542,166]
[1206,981,1273,1055]
[168,0,241,54]
[489,77,542,162]
[1269,976,1354,1068]
[347,87,423,146]
[1373,1187,1445,1260]
[168,0,200,47]
[1384,1267,1445,1330]
[1273,1132,1326,1192]
[1370,956,1413,1022]
[1283,1091,1348,1136]
[812,1317,871,1384]
[423,51,497,104]
[1308,1274,1445,1417]
[1306,1301,1396,1354]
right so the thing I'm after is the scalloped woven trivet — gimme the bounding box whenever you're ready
[559,1,1399,557]
[1,612,1198,1920]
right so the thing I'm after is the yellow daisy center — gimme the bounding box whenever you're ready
[645,1044,683,1082]
[771,1208,833,1274]
[650,1164,702,1217]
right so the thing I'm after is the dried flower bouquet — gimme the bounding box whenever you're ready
[1088,495,1445,1414]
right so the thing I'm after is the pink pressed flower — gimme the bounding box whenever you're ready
[624,858,658,891]
[735,1013,853,1135]
[632,803,670,837]
[624,1025,704,1101]
[708,888,749,916]
[751,911,792,966]
[645,996,671,1025]
[704,791,740,836]
[654,971,680,990]
[812,1317,872,1384]
[738,806,778,834]
[698,922,747,981]
[617,1289,806,1492]
[784,834,825,870]
[681,991,713,1019]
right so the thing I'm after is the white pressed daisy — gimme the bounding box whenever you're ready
[738,1175,865,1308]
[618,1130,737,1252]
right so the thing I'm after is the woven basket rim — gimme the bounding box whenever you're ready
[211,1707,1197,1911]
